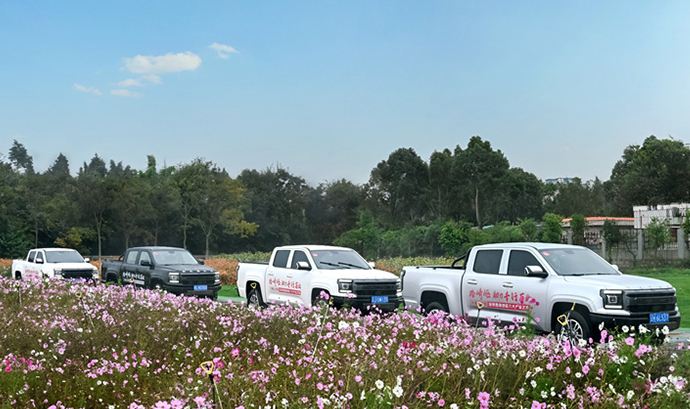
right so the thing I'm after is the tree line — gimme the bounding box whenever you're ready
[0,135,688,259]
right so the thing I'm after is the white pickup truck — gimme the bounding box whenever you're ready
[402,242,680,340]
[12,248,99,281]
[237,245,403,312]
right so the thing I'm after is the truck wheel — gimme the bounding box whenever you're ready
[558,310,591,344]
[151,281,163,291]
[425,302,448,315]
[14,272,22,280]
[247,288,265,309]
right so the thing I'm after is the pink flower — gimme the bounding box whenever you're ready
[193,396,206,406]
[438,399,445,406]
[4,365,11,372]
[478,392,490,409]
[625,337,635,346]
[531,401,546,409]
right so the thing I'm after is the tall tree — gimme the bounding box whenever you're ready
[453,136,510,227]
[76,155,111,259]
[238,166,309,251]
[609,136,690,215]
[8,140,34,174]
[368,147,430,226]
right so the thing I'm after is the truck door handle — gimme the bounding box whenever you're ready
[286,274,293,278]
[267,273,274,277]
[502,282,514,288]
[467,279,477,285]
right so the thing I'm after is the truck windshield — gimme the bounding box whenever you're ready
[45,250,85,263]
[310,249,371,270]
[151,249,199,265]
[540,248,619,276]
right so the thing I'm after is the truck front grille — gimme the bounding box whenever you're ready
[352,280,397,296]
[62,269,94,279]
[180,274,215,285]
[625,289,677,314]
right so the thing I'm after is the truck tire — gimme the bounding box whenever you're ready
[150,280,164,291]
[247,288,265,309]
[14,272,22,280]
[425,302,448,315]
[558,310,591,344]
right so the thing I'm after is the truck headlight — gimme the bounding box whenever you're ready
[396,279,402,293]
[169,272,180,284]
[601,290,623,309]
[338,279,353,293]
[92,269,99,279]
[54,269,63,277]
[214,272,220,284]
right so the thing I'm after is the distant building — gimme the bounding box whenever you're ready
[544,177,573,184]
[633,203,690,229]
[561,217,635,246]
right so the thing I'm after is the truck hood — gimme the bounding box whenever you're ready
[158,264,217,274]
[320,268,398,281]
[53,262,97,270]
[562,274,673,290]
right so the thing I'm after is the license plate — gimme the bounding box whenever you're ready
[650,312,669,324]
[194,285,208,291]
[371,296,388,304]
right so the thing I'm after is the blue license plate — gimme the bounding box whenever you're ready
[371,296,388,304]
[650,312,669,324]
[194,285,208,291]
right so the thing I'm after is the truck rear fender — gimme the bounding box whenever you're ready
[550,300,594,333]
[420,290,450,314]
[245,281,265,300]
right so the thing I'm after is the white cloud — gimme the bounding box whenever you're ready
[123,52,201,74]
[117,78,143,87]
[11,134,25,139]
[209,43,238,59]
[73,83,102,95]
[142,74,162,84]
[111,89,143,98]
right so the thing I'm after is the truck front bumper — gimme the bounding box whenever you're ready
[331,295,405,313]
[589,311,681,332]
[162,283,222,298]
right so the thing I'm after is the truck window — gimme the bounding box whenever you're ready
[139,251,152,265]
[507,250,543,276]
[125,251,139,265]
[273,250,290,268]
[290,251,310,269]
[473,250,503,274]
[28,251,36,263]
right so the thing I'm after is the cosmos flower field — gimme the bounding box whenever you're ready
[1,278,690,409]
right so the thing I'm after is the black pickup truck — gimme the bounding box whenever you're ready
[101,246,221,299]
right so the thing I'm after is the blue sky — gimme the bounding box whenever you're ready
[2,1,690,185]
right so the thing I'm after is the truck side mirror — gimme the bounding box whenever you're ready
[140,260,153,267]
[84,258,90,263]
[524,265,548,278]
[36,257,44,264]
[197,259,205,265]
[296,261,311,271]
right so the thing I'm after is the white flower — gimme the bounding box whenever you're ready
[375,379,384,389]
[450,405,459,409]
[622,325,629,333]
[639,325,649,334]
[626,390,635,400]
[662,326,670,335]
[392,386,403,398]
[519,350,526,358]
[338,321,350,330]
[531,380,537,388]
